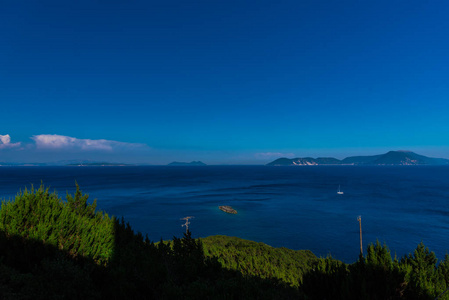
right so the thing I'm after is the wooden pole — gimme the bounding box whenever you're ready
[181,216,194,234]
[357,216,363,255]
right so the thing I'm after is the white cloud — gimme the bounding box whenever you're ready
[31,134,148,152]
[0,134,21,149]
[255,152,295,159]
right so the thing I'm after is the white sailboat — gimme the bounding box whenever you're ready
[337,185,344,194]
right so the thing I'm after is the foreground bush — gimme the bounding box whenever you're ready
[0,184,114,265]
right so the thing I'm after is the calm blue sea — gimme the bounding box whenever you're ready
[1,165,448,263]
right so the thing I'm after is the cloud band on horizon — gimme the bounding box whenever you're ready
[31,134,149,152]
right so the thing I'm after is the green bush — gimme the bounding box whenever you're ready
[0,184,114,265]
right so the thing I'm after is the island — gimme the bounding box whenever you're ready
[168,161,207,166]
[66,162,132,166]
[219,205,237,214]
[267,151,449,166]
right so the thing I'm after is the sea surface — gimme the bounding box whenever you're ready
[0,165,448,263]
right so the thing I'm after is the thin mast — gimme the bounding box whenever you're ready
[357,216,363,255]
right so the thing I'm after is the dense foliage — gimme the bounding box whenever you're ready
[202,235,317,287]
[302,241,449,299]
[0,184,448,299]
[0,184,114,265]
[0,184,300,299]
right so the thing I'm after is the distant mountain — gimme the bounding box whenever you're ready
[66,162,133,166]
[0,162,48,167]
[267,151,449,166]
[60,160,134,166]
[0,160,132,167]
[168,161,207,166]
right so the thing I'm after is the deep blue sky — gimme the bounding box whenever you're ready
[1,1,449,164]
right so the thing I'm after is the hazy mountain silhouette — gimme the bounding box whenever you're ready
[267,151,449,166]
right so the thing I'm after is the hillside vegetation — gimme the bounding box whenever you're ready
[1,184,449,299]
[202,235,316,287]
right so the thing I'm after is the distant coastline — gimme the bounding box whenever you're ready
[2,151,449,167]
[0,162,134,167]
[267,151,449,166]
[167,161,207,166]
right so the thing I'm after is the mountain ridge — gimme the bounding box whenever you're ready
[267,151,449,166]
[167,161,207,166]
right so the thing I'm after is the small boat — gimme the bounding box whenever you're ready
[219,205,237,214]
[337,185,344,195]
